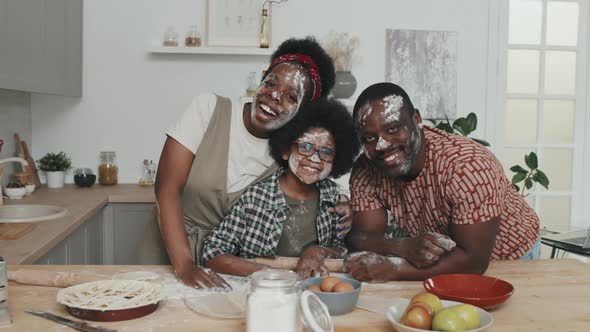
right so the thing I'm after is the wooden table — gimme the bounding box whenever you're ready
[3,259,590,331]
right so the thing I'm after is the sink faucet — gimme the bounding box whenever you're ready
[0,157,29,206]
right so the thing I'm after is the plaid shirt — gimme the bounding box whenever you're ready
[202,168,345,264]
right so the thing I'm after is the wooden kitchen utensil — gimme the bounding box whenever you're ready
[0,223,37,240]
[248,257,344,272]
[13,133,26,162]
[21,140,41,188]
[7,270,110,288]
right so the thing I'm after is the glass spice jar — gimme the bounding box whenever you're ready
[98,151,118,185]
[163,26,179,47]
[185,25,201,47]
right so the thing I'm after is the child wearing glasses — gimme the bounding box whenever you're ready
[202,99,360,278]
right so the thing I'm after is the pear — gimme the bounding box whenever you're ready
[400,302,434,330]
[432,307,467,331]
[449,304,480,330]
[410,292,443,313]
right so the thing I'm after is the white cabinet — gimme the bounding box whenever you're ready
[0,0,83,96]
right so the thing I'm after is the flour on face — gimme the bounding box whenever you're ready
[375,136,391,151]
[356,103,373,128]
[251,63,308,131]
[381,95,404,123]
[289,128,334,184]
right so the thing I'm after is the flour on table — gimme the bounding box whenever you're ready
[111,270,247,301]
[112,271,161,282]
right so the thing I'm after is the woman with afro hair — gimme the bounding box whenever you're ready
[203,99,360,278]
[150,37,354,289]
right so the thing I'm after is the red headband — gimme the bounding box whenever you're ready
[265,53,322,102]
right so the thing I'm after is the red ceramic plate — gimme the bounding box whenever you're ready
[423,274,514,310]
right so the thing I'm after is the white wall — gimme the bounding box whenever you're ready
[0,89,31,187]
[31,0,492,183]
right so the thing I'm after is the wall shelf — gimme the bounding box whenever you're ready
[149,46,273,56]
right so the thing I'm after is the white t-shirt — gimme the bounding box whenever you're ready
[167,93,274,193]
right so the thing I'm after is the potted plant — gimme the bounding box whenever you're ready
[37,152,72,188]
[322,31,360,99]
[432,113,549,196]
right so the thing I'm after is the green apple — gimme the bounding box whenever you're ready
[449,304,480,330]
[432,308,467,331]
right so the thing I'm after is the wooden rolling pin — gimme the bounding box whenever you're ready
[248,257,345,273]
[7,270,110,288]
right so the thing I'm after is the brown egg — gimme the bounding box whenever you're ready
[307,284,321,292]
[320,276,341,292]
[332,281,355,293]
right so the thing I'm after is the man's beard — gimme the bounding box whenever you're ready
[398,127,422,176]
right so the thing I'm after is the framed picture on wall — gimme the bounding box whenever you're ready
[385,29,458,120]
[207,0,268,47]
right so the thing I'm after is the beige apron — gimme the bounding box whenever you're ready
[139,95,277,266]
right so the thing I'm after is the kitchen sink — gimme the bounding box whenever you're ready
[0,205,67,223]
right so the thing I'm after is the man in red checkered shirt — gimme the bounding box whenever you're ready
[345,83,540,282]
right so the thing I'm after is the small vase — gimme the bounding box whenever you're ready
[333,71,357,99]
[46,171,65,188]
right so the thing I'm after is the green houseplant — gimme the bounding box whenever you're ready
[37,152,71,188]
[432,113,549,196]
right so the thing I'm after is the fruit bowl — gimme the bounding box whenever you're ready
[387,298,493,332]
[423,274,514,310]
[298,276,361,315]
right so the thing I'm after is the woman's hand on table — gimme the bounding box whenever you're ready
[297,246,330,279]
[175,263,232,290]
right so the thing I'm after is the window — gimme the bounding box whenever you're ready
[497,0,589,232]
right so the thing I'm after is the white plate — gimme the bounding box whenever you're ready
[386,298,493,332]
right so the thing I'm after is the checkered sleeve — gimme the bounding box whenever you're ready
[328,223,347,256]
[350,158,383,212]
[202,197,248,264]
[446,157,507,225]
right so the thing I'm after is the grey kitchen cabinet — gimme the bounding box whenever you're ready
[35,203,158,265]
[35,210,103,265]
[0,0,83,96]
[102,203,159,265]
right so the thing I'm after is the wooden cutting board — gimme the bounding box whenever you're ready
[8,269,110,287]
[21,140,41,188]
[0,223,37,240]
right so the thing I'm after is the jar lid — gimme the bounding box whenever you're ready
[300,290,333,332]
[250,269,298,289]
[74,168,94,175]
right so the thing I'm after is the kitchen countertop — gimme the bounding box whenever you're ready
[0,184,155,264]
[3,259,590,331]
